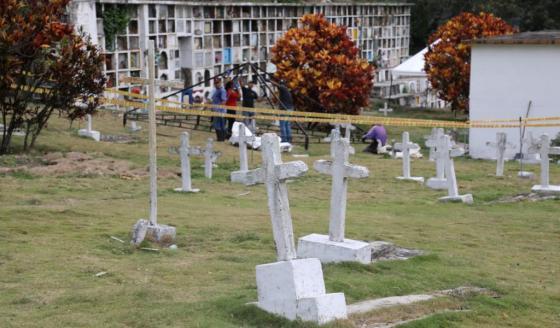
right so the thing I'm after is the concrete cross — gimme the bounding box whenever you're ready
[231,123,257,185]
[531,134,560,194]
[425,128,443,162]
[234,133,308,261]
[173,132,200,193]
[378,102,393,116]
[78,114,101,141]
[191,138,221,179]
[521,132,541,164]
[486,132,514,177]
[438,134,473,203]
[394,131,424,182]
[314,131,369,242]
[425,128,447,189]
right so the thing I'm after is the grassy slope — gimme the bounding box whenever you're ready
[0,112,558,328]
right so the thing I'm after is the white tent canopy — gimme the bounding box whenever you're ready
[391,40,440,78]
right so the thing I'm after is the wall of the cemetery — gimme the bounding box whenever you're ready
[69,2,411,98]
[469,44,560,159]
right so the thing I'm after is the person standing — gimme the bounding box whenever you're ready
[210,78,227,141]
[241,80,258,133]
[362,124,387,154]
[277,80,294,143]
[225,81,240,138]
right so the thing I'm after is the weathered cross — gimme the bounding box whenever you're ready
[191,138,221,179]
[78,114,101,141]
[378,102,393,117]
[173,132,200,193]
[394,131,424,182]
[425,128,443,162]
[486,132,513,177]
[314,131,369,242]
[231,123,257,185]
[530,134,560,190]
[425,128,447,189]
[438,134,472,203]
[235,133,308,261]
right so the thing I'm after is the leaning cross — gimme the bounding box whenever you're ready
[191,138,221,179]
[394,131,423,182]
[235,133,308,261]
[172,132,200,193]
[379,102,393,116]
[314,131,369,242]
[486,132,514,177]
[438,134,472,203]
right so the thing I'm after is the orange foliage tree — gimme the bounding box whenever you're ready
[271,14,374,115]
[424,12,515,113]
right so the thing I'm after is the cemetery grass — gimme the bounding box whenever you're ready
[0,113,559,328]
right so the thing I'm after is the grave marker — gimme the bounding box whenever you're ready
[129,120,142,132]
[425,128,447,189]
[173,132,200,193]
[378,102,393,116]
[231,123,255,185]
[240,133,347,324]
[438,135,473,204]
[78,114,101,142]
[130,41,176,246]
[531,134,560,195]
[298,130,370,264]
[486,132,513,177]
[424,128,441,161]
[394,132,424,183]
[191,138,221,179]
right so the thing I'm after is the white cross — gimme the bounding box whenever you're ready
[86,114,93,132]
[425,128,447,187]
[437,134,465,197]
[394,131,423,182]
[173,132,199,193]
[486,132,514,177]
[520,132,541,164]
[234,133,308,261]
[231,123,257,185]
[379,102,393,116]
[425,128,443,162]
[531,134,560,188]
[191,138,221,179]
[314,131,369,242]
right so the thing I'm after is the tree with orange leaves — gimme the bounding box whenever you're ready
[0,0,106,154]
[424,12,515,113]
[271,14,374,115]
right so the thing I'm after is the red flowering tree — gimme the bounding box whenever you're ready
[424,12,515,113]
[0,0,106,154]
[271,14,374,115]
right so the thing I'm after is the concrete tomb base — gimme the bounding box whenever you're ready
[131,219,176,246]
[255,258,347,324]
[531,184,560,195]
[438,194,473,204]
[173,187,200,193]
[426,178,447,189]
[297,233,371,264]
[396,176,425,183]
[78,129,100,142]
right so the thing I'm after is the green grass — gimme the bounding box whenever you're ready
[0,113,559,327]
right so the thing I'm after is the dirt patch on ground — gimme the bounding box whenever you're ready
[0,152,177,179]
[100,134,141,144]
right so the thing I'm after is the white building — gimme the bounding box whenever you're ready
[68,1,411,96]
[390,44,446,108]
[469,31,560,159]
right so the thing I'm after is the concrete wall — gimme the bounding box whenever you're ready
[69,0,98,44]
[469,44,560,159]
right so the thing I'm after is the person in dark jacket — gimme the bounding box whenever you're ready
[277,81,294,143]
[362,124,387,154]
[210,78,227,141]
[241,80,258,132]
